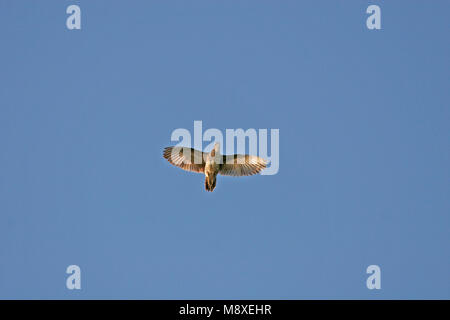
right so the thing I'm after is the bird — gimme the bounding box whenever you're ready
[163,143,267,192]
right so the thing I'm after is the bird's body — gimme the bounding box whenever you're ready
[163,143,266,192]
[204,148,220,191]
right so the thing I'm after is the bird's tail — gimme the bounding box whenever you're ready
[205,175,216,192]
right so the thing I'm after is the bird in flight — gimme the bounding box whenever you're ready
[163,143,267,192]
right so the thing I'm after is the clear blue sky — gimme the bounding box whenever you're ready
[0,1,449,299]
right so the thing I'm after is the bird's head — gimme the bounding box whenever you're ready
[210,142,220,157]
[214,142,220,153]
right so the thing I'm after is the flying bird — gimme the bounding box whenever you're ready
[163,143,267,192]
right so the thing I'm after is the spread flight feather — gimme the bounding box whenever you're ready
[163,143,267,191]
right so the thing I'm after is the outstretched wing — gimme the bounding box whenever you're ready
[219,154,267,176]
[163,146,206,173]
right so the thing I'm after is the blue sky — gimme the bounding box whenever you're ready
[0,1,449,299]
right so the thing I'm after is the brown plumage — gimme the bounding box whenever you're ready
[163,143,267,192]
